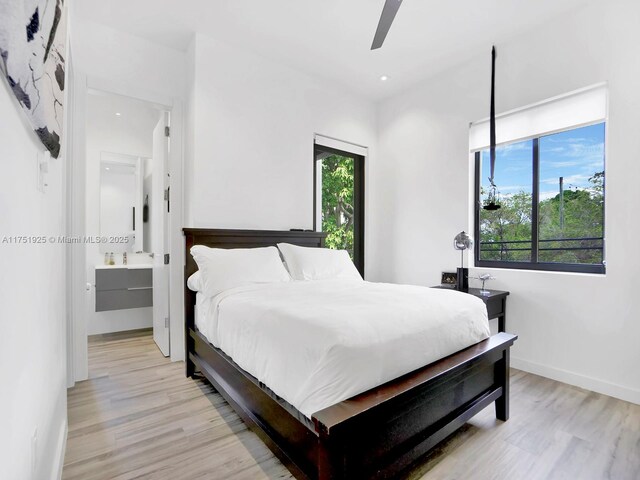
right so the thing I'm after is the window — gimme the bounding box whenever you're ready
[314,143,365,276]
[474,122,605,273]
[477,140,534,263]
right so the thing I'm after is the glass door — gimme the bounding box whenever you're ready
[314,144,365,276]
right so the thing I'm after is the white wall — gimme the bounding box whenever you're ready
[372,0,640,403]
[0,79,68,478]
[185,34,377,247]
[73,20,186,106]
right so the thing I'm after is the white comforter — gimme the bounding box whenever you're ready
[195,280,489,418]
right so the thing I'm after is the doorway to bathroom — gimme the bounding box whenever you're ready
[84,89,171,375]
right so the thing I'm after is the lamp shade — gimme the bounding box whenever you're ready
[453,231,473,251]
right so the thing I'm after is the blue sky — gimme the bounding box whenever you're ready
[481,122,605,201]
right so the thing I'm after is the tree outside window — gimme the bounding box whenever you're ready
[319,154,355,258]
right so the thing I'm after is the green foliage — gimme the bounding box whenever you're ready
[320,155,355,257]
[480,190,533,262]
[480,171,604,264]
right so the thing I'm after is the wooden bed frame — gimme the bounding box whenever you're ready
[183,228,517,479]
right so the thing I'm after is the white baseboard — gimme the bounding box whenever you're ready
[512,356,640,405]
[51,419,68,480]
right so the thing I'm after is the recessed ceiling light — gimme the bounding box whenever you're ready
[380,75,389,81]
[105,167,110,170]
[115,112,121,116]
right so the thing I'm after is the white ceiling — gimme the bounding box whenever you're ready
[75,0,592,100]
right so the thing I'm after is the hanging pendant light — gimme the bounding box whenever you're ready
[483,46,501,211]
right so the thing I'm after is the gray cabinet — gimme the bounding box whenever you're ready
[96,268,153,312]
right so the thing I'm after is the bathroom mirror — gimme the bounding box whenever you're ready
[99,152,145,253]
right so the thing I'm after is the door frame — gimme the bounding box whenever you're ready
[67,72,185,384]
[313,143,365,277]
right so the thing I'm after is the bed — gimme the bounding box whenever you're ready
[184,228,517,479]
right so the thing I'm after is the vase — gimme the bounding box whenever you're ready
[456,267,469,292]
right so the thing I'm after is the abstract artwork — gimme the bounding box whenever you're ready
[0,0,67,158]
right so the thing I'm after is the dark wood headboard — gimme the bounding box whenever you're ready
[182,228,326,347]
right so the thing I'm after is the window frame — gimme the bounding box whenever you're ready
[474,125,606,275]
[313,143,365,277]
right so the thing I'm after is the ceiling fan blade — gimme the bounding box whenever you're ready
[371,0,404,50]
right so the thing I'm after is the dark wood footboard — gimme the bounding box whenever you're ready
[312,333,515,479]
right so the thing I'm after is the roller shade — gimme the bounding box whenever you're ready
[469,83,607,152]
[314,134,368,157]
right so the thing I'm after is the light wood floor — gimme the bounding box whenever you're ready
[63,330,640,480]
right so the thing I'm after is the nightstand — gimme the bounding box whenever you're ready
[432,286,510,332]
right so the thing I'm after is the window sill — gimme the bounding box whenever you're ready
[473,261,605,276]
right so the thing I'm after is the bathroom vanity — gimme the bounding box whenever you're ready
[95,265,153,312]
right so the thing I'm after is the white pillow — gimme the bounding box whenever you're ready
[190,245,291,297]
[277,243,362,281]
[187,271,204,292]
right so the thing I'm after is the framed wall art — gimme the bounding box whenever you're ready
[0,0,67,158]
